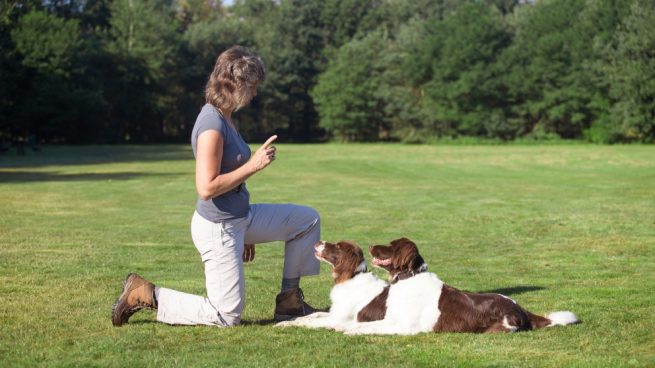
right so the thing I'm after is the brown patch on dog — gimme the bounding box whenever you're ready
[357,286,389,322]
[527,311,552,329]
[433,284,533,333]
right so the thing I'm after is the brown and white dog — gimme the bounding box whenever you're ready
[342,237,579,335]
[276,240,389,329]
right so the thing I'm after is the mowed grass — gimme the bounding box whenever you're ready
[0,144,653,367]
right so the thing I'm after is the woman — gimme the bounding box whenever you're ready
[112,46,321,327]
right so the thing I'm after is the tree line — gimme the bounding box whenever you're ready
[1,0,653,145]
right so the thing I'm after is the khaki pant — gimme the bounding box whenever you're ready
[155,204,321,326]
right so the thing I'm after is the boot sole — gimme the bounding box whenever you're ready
[111,273,137,326]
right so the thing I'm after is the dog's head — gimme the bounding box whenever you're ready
[370,237,427,283]
[314,240,367,284]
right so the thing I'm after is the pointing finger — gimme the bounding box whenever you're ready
[262,135,278,148]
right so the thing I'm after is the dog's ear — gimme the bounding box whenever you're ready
[333,241,364,282]
[392,239,420,271]
[390,237,410,247]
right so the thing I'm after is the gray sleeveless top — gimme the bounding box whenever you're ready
[191,104,252,222]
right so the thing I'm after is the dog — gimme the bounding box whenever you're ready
[341,237,579,335]
[276,240,389,330]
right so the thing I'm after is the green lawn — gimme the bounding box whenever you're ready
[1,144,653,367]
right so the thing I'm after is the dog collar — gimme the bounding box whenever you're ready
[354,260,368,276]
[390,262,428,284]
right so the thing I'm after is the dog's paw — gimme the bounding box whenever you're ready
[275,321,297,328]
[304,312,330,320]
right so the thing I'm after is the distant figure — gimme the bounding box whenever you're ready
[112,45,322,327]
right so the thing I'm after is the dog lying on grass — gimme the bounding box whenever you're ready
[339,237,579,335]
[276,240,389,330]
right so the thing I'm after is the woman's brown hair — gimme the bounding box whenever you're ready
[205,45,266,113]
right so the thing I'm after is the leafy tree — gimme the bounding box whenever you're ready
[319,0,383,53]
[0,2,28,143]
[371,0,462,31]
[12,10,80,77]
[484,0,520,16]
[79,0,112,31]
[374,18,434,142]
[1,0,652,144]
[255,0,325,141]
[175,0,222,27]
[312,30,388,141]
[499,0,629,139]
[420,3,512,138]
[601,0,655,142]
[105,0,178,142]
[10,10,83,142]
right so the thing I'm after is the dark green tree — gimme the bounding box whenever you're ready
[12,10,79,77]
[602,0,655,142]
[256,0,325,141]
[319,0,383,54]
[499,0,629,139]
[312,30,389,141]
[105,0,178,142]
[10,10,82,142]
[421,2,512,138]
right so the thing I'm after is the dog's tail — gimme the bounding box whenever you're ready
[528,311,579,329]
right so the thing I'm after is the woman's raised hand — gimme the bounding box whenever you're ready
[249,135,277,172]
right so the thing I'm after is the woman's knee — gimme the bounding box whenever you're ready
[286,205,320,242]
[296,204,320,223]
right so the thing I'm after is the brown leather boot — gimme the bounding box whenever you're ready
[112,273,157,326]
[274,288,319,322]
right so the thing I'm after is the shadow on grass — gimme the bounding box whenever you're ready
[241,319,278,326]
[477,285,545,296]
[126,320,159,325]
[0,171,183,183]
[0,145,192,168]
[127,319,292,327]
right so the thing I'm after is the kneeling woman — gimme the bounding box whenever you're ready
[112,46,321,327]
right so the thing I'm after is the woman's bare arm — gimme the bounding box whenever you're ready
[195,131,277,200]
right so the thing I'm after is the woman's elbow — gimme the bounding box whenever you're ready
[196,186,213,201]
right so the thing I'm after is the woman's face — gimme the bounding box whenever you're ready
[246,83,258,101]
[239,83,257,108]
[235,83,259,111]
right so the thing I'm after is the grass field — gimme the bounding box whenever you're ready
[1,144,654,367]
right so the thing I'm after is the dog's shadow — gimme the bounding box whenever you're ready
[477,286,545,296]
